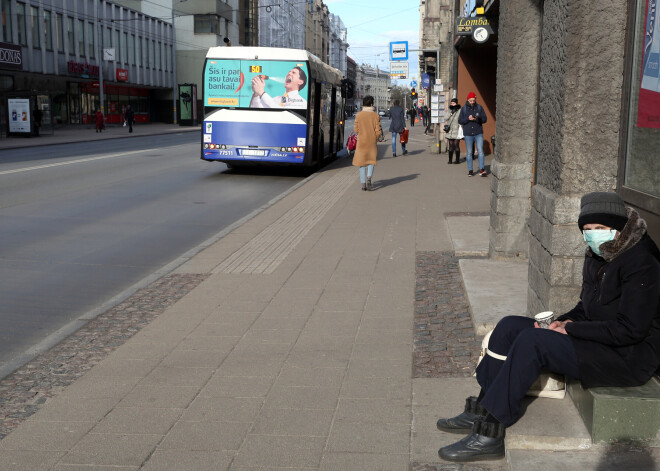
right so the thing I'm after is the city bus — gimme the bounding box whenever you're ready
[201,47,346,167]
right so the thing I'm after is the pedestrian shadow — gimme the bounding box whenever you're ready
[372,173,420,190]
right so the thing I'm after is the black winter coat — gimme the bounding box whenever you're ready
[557,210,660,388]
[457,101,487,136]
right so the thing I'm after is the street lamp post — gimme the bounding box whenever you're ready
[171,8,178,124]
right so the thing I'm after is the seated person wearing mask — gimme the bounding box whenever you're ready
[436,191,660,462]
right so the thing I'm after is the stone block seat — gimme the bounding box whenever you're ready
[568,375,660,445]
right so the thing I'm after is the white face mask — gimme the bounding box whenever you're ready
[583,229,617,256]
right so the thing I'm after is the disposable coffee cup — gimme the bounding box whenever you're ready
[534,311,554,329]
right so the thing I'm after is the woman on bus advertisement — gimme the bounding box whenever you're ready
[204,60,309,110]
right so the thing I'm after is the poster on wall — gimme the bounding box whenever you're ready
[179,85,193,120]
[8,98,30,133]
[638,0,660,129]
[204,60,309,110]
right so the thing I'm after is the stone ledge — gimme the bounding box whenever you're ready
[568,377,660,445]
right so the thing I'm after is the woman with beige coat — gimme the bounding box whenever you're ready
[353,95,382,191]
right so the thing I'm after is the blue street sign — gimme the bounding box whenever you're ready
[410,80,417,87]
[389,41,408,61]
[421,73,430,89]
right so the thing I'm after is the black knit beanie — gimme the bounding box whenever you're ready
[578,192,628,232]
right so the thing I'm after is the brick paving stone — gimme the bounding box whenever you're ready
[413,252,482,379]
[411,461,507,471]
[0,273,207,440]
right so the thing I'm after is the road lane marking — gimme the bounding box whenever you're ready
[0,145,187,176]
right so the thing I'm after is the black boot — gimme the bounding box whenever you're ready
[454,152,461,164]
[448,151,453,164]
[436,396,486,433]
[438,417,505,462]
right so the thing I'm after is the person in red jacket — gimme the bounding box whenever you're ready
[436,191,660,462]
[94,109,104,133]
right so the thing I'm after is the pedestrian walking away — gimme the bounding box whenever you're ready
[436,191,660,462]
[94,109,105,133]
[458,92,487,177]
[352,95,382,191]
[444,98,462,164]
[408,106,416,127]
[33,108,42,137]
[124,105,135,133]
[389,99,408,157]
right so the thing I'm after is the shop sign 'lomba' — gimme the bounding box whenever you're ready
[0,42,23,71]
[456,16,496,44]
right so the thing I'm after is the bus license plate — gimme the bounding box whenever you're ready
[240,149,268,157]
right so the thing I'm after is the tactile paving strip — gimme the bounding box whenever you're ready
[213,167,356,274]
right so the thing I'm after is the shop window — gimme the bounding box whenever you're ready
[56,13,63,52]
[30,6,39,48]
[1,0,11,43]
[622,0,660,205]
[44,10,52,51]
[194,14,220,34]
[16,2,26,46]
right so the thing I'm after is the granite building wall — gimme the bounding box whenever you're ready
[492,0,630,315]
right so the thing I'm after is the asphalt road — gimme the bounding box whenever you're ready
[0,133,309,375]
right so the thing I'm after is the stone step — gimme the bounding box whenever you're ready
[568,376,660,445]
[505,393,592,452]
[508,445,660,471]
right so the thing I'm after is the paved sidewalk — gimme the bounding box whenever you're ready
[0,124,498,470]
[0,123,200,150]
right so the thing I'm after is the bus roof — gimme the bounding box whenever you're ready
[206,47,310,62]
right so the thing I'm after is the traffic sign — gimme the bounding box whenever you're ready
[389,41,408,61]
[410,80,417,87]
[390,61,409,79]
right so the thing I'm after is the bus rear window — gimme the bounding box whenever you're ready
[204,60,309,110]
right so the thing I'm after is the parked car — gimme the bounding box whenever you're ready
[378,109,386,117]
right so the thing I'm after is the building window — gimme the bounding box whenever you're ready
[114,29,120,62]
[44,10,52,50]
[88,22,94,59]
[156,41,161,69]
[122,31,127,64]
[67,16,74,54]
[622,0,660,202]
[78,19,84,56]
[136,34,141,67]
[16,2,26,46]
[129,34,135,65]
[1,0,11,43]
[151,39,155,68]
[194,14,220,34]
[30,6,39,48]
[144,37,149,67]
[56,13,63,51]
[104,26,111,51]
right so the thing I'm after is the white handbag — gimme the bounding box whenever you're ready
[457,125,464,140]
[475,329,566,399]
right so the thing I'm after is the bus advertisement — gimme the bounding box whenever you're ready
[201,47,345,167]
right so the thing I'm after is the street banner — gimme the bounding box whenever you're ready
[638,0,660,129]
[421,73,430,89]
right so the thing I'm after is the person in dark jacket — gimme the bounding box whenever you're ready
[436,191,660,462]
[457,92,487,177]
[408,106,416,127]
[124,105,135,133]
[389,100,408,157]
